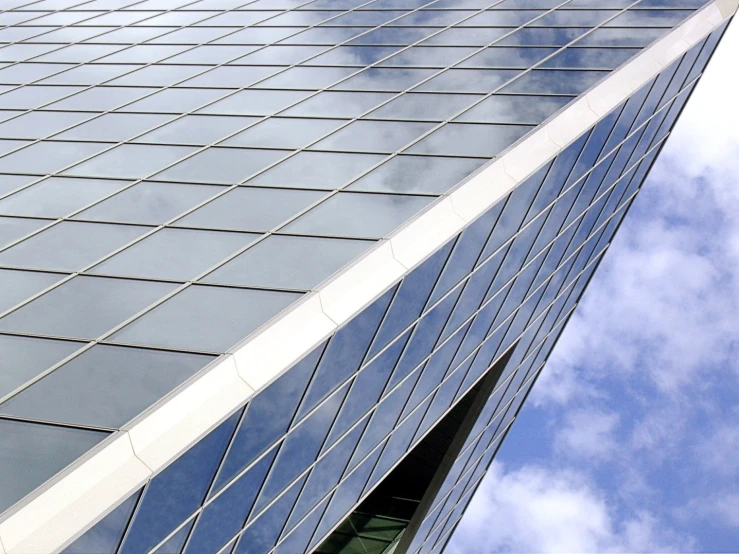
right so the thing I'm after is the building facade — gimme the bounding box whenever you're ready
[0,0,734,553]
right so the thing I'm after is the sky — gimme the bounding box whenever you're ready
[447,20,739,554]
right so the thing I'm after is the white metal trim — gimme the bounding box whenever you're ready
[0,4,731,552]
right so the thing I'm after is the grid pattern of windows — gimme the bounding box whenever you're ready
[0,0,726,550]
[52,16,727,552]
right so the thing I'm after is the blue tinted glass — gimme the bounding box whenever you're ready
[233,475,307,554]
[120,409,242,554]
[308,444,384,552]
[287,416,368,532]
[152,519,194,554]
[428,200,505,307]
[326,328,411,448]
[183,447,277,554]
[211,342,323,495]
[253,382,349,515]
[295,286,395,421]
[63,490,141,554]
[274,495,330,554]
[367,240,454,360]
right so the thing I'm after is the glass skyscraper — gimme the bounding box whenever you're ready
[0,0,733,552]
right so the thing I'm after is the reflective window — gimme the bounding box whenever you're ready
[63,490,141,554]
[456,94,571,124]
[198,89,311,116]
[0,221,149,272]
[90,228,260,282]
[0,419,108,514]
[63,144,197,180]
[408,122,532,158]
[368,93,484,122]
[0,275,175,340]
[502,69,609,94]
[310,120,435,154]
[416,68,521,93]
[0,217,48,249]
[540,47,641,69]
[332,67,436,92]
[175,186,326,232]
[349,155,485,195]
[283,91,395,118]
[0,334,83,400]
[53,113,174,142]
[460,46,558,68]
[119,88,230,114]
[0,345,213,429]
[248,151,385,190]
[134,114,258,146]
[223,118,346,150]
[203,235,373,290]
[74,181,222,225]
[0,141,109,175]
[284,191,434,239]
[110,284,302,352]
[0,111,91,140]
[153,147,288,185]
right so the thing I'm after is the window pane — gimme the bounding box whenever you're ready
[368,93,484,121]
[54,113,174,142]
[0,217,48,249]
[154,147,287,185]
[90,228,260,281]
[0,142,109,175]
[0,419,108,514]
[416,68,521,93]
[282,91,395,118]
[456,94,571,124]
[0,334,83,400]
[0,221,150,272]
[0,345,214,428]
[0,275,175,339]
[198,89,310,116]
[248,151,385,190]
[74,181,222,225]
[110,284,302,352]
[0,268,65,314]
[332,67,436,92]
[63,144,197,180]
[284,191,434,239]
[310,120,434,154]
[223,118,345,150]
[175,186,326,232]
[203,235,374,290]
[134,114,259,146]
[348,155,484,195]
[0,111,92,140]
[408,122,532,158]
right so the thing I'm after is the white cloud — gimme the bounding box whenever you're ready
[446,463,694,554]
[554,409,620,461]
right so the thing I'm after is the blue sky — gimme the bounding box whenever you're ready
[448,21,739,554]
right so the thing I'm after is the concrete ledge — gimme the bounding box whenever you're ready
[449,161,514,222]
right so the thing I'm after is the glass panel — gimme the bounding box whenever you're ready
[74,181,223,225]
[501,69,609,95]
[456,94,571,124]
[348,155,484,195]
[53,113,174,142]
[248,151,385,190]
[198,89,310,116]
[332,67,436,92]
[255,66,358,90]
[0,275,175,340]
[134,115,259,146]
[119,88,230,114]
[0,345,214,429]
[110,284,302,352]
[459,46,558,68]
[0,221,150,272]
[408,122,532,158]
[175,186,326,232]
[46,86,153,112]
[0,142,109,175]
[284,191,434,239]
[0,268,65,314]
[0,177,128,218]
[90,228,260,281]
[369,93,484,122]
[0,217,48,249]
[154,148,288,185]
[310,120,435,154]
[0,111,91,140]
[0,419,108,514]
[0,334,83,400]
[540,47,640,70]
[203,235,373,290]
[575,27,667,47]
[282,91,395,118]
[63,144,197,180]
[224,118,345,150]
[380,46,477,67]
[416,68,521,93]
